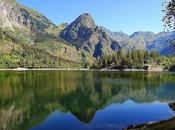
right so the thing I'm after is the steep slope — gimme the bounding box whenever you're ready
[60,13,120,57]
[128,31,175,55]
[0,0,59,43]
[147,31,175,55]
[99,27,130,42]
[130,31,156,41]
[99,27,152,51]
[100,27,174,55]
[0,0,174,69]
[0,0,82,68]
[0,0,54,31]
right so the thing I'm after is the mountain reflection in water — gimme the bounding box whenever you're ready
[0,71,175,130]
[31,100,174,130]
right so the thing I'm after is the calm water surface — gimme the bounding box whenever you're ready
[0,71,175,130]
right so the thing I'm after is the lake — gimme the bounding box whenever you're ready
[0,71,175,130]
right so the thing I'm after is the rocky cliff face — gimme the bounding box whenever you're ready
[100,27,175,55]
[0,0,83,67]
[0,0,16,28]
[60,13,174,56]
[0,0,174,61]
[60,13,120,57]
[60,13,96,49]
[0,0,58,43]
[0,0,55,30]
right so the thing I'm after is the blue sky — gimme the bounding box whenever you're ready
[17,0,165,35]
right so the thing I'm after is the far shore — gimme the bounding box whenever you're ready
[0,67,173,72]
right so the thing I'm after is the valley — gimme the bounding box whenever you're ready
[0,0,174,70]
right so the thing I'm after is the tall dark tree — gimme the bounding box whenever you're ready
[163,0,175,53]
[163,0,175,30]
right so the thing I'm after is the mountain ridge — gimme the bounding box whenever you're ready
[0,0,83,68]
[99,25,175,55]
[0,0,174,69]
[60,13,121,57]
[0,0,173,56]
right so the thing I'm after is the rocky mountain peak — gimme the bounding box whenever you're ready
[130,31,156,40]
[73,13,96,29]
[60,13,97,48]
[0,0,57,43]
[1,0,16,4]
[60,13,120,57]
[0,0,55,30]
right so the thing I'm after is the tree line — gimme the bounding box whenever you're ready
[90,50,174,70]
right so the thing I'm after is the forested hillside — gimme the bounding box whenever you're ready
[0,0,83,68]
[0,0,174,69]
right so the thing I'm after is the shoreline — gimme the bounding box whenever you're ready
[0,68,172,72]
[0,68,90,71]
[124,102,175,130]
[0,68,175,129]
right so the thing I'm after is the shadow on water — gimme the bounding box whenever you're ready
[0,71,175,130]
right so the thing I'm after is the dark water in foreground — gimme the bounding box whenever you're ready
[0,71,175,130]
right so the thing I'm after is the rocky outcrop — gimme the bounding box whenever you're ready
[124,102,175,130]
[0,0,82,66]
[60,13,120,57]
[0,0,57,43]
[169,102,175,111]
[0,0,55,29]
[60,13,175,57]
[0,0,174,62]
[169,65,175,71]
[100,27,175,55]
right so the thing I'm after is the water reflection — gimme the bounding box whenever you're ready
[0,71,175,130]
[31,100,174,130]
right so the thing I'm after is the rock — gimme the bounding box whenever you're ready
[60,13,120,57]
[169,102,175,111]
[143,64,151,71]
[169,65,175,72]
[124,102,175,130]
[0,0,56,42]
[143,64,164,72]
[149,66,164,72]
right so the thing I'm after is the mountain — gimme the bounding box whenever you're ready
[0,0,57,42]
[147,31,175,55]
[60,14,174,56]
[0,0,82,68]
[99,27,175,55]
[60,13,120,57]
[0,0,174,69]
[130,31,156,41]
